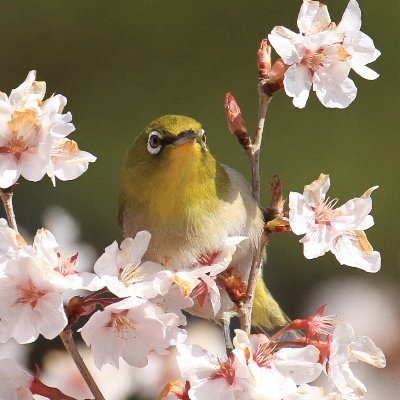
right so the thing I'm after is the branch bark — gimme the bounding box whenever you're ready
[60,329,105,400]
[0,187,19,233]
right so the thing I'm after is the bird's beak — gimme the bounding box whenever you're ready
[173,130,199,146]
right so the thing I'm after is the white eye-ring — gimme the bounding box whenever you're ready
[200,128,206,143]
[147,131,163,155]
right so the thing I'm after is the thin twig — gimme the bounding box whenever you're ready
[60,329,105,400]
[248,91,272,203]
[0,188,19,233]
[237,231,269,334]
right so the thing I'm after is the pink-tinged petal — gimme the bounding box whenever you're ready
[352,64,379,80]
[18,146,49,182]
[343,31,380,67]
[288,192,312,235]
[53,150,96,181]
[268,26,303,65]
[51,122,75,137]
[94,241,120,277]
[36,292,68,339]
[334,196,372,230]
[337,0,362,32]
[297,1,331,35]
[303,173,330,206]
[300,225,330,259]
[118,232,151,268]
[8,71,37,107]
[284,64,312,109]
[33,228,59,268]
[330,231,381,272]
[41,94,67,117]
[0,155,19,188]
[350,336,386,367]
[313,74,357,109]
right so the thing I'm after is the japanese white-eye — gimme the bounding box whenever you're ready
[119,115,286,329]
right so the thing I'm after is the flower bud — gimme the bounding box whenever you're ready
[257,38,271,79]
[224,93,251,150]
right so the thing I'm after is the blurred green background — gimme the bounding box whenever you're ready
[0,0,398,396]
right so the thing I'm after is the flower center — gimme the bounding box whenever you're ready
[303,49,327,71]
[55,252,79,276]
[312,197,339,225]
[53,139,79,156]
[119,262,143,286]
[16,281,45,308]
[254,342,274,368]
[107,311,136,339]
[212,356,236,386]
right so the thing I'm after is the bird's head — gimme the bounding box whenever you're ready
[120,115,229,222]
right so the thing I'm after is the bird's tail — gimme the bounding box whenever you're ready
[251,277,288,330]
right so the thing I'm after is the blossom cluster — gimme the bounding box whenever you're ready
[0,71,95,188]
[289,173,380,273]
[159,310,385,400]
[268,0,380,108]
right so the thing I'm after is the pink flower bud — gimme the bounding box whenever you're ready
[224,93,251,149]
[257,38,271,79]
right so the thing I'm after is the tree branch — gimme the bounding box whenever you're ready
[0,187,19,233]
[60,329,105,400]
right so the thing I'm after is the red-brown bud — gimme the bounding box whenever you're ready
[224,92,251,150]
[257,38,272,79]
[261,58,288,96]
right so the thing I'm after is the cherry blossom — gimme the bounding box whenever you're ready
[268,0,380,108]
[0,358,34,400]
[233,330,322,399]
[80,296,186,369]
[326,322,385,399]
[0,70,95,188]
[0,254,68,343]
[176,343,251,400]
[289,173,380,272]
[94,231,171,299]
[32,227,103,291]
[47,138,97,186]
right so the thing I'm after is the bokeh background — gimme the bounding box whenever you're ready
[0,1,398,399]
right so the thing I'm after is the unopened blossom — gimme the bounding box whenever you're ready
[326,322,385,398]
[0,71,95,188]
[94,231,171,299]
[176,343,251,400]
[80,296,186,369]
[268,0,380,108]
[289,173,380,272]
[0,254,67,343]
[0,358,34,400]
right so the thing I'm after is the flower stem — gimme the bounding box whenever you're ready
[59,329,105,400]
[31,379,78,400]
[0,187,19,233]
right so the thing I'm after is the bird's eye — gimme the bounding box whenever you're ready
[200,129,206,143]
[147,131,163,155]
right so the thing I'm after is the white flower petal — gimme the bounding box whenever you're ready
[337,0,362,32]
[284,64,312,108]
[352,64,379,80]
[297,1,331,35]
[314,74,357,109]
[268,26,303,65]
[331,231,381,272]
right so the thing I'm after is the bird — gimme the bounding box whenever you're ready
[119,114,286,330]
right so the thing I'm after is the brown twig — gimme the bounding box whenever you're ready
[0,187,19,233]
[60,329,105,400]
